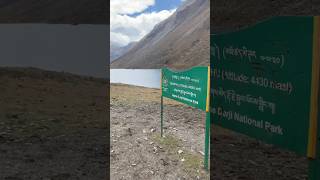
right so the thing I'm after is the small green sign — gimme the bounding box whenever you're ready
[162,67,209,111]
[210,16,318,157]
[161,66,211,170]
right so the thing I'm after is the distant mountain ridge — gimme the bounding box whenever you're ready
[111,0,209,69]
[110,42,137,62]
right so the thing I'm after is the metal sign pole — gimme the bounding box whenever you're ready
[161,69,164,138]
[308,16,320,180]
[204,112,210,170]
[204,66,211,170]
[161,95,163,137]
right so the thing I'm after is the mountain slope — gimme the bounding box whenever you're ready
[111,0,209,69]
[0,0,107,24]
[110,42,137,63]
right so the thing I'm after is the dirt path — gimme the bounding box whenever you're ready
[111,84,210,180]
[0,68,107,179]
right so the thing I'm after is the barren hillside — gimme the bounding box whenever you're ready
[111,0,209,69]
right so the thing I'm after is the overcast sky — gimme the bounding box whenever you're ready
[110,0,185,47]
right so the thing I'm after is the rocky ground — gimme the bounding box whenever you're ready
[111,84,210,180]
[0,0,107,24]
[211,128,308,179]
[211,0,320,33]
[111,83,309,180]
[0,67,107,179]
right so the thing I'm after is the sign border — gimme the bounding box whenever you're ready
[308,16,320,158]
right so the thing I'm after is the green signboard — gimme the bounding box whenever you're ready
[162,67,210,111]
[160,66,211,169]
[210,16,320,158]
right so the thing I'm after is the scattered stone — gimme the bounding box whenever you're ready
[172,159,178,165]
[127,128,132,136]
[178,149,183,154]
[150,128,156,132]
[160,159,169,166]
[153,146,158,153]
[248,160,258,166]
[143,129,147,133]
[149,142,154,145]
[131,163,137,166]
[198,151,205,156]
[181,158,185,162]
[143,137,148,141]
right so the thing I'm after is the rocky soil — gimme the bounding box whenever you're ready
[111,83,309,180]
[111,84,210,180]
[211,0,320,33]
[0,67,108,179]
[0,0,107,24]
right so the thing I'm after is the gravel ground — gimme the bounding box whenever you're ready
[111,84,210,180]
[111,83,309,180]
[0,67,108,179]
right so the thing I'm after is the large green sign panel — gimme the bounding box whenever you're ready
[162,67,209,111]
[210,16,316,156]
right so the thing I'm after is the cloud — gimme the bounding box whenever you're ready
[110,0,155,15]
[110,0,175,47]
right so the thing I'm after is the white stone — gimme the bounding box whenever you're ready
[198,151,205,156]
